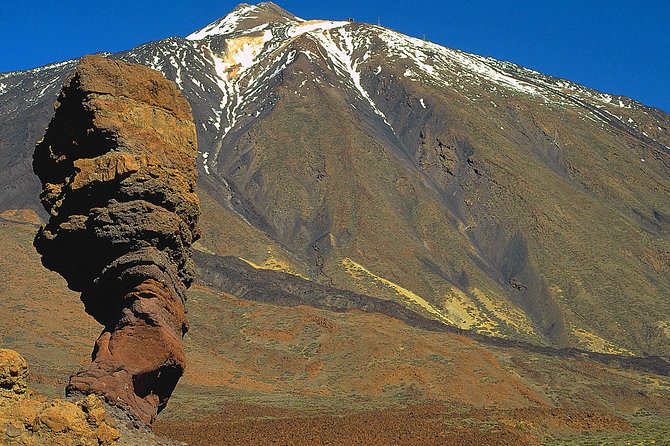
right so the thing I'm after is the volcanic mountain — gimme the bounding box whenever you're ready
[2,2,670,443]
[3,2,668,356]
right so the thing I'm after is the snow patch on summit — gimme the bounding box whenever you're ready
[187,4,262,40]
[287,20,348,37]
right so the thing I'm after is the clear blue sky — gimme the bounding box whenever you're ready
[2,1,668,113]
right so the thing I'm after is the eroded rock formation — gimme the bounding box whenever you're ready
[32,55,200,425]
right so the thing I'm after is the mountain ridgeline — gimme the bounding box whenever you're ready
[1,2,669,356]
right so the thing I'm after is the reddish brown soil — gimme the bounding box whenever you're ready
[507,407,631,432]
[155,403,630,446]
[156,404,528,445]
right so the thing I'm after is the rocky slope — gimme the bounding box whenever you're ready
[1,210,669,444]
[1,2,668,356]
[32,55,200,425]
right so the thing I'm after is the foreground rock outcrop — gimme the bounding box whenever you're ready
[0,349,120,445]
[32,55,200,425]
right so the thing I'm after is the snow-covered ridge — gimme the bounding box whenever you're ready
[187,4,633,113]
[287,20,349,37]
[377,28,546,98]
[375,26,646,117]
[1,59,76,79]
[186,2,631,108]
[310,26,392,128]
[189,13,390,175]
[187,4,264,40]
[187,2,305,40]
[145,5,662,176]
[189,9,595,172]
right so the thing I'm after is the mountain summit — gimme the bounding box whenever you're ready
[0,3,669,356]
[186,2,300,40]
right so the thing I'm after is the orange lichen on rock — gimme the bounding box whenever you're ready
[32,55,200,425]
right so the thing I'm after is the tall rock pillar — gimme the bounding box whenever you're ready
[33,55,200,425]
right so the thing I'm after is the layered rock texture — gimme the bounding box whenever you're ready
[32,55,200,425]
